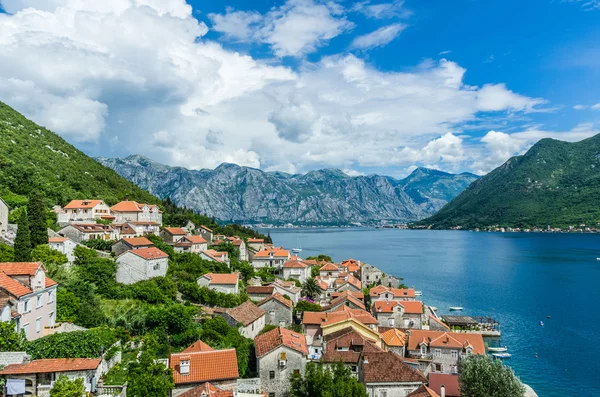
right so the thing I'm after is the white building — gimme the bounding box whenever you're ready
[116,247,169,284]
[282,260,311,284]
[175,235,208,254]
[57,200,111,224]
[0,197,8,235]
[219,301,265,340]
[197,273,240,294]
[251,249,290,269]
[48,237,78,264]
[58,224,118,243]
[110,200,162,225]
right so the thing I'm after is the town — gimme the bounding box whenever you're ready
[0,196,534,397]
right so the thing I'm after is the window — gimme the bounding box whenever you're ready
[24,299,31,313]
[22,323,29,335]
[466,347,473,355]
[280,352,287,360]
[434,349,442,358]
[153,263,160,271]
[379,389,387,397]
[433,363,442,372]
[351,365,357,373]
[270,311,275,318]
[36,295,42,308]
[269,394,275,397]
[36,317,41,333]
[48,290,54,303]
[420,345,427,355]
[269,371,275,379]
[451,350,458,359]
[293,369,300,375]
[388,318,395,327]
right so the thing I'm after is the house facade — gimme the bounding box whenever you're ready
[199,250,230,266]
[160,227,188,244]
[255,327,308,397]
[197,226,214,243]
[0,263,58,340]
[111,237,154,256]
[197,273,240,294]
[246,286,275,302]
[282,260,311,284]
[58,200,111,224]
[359,351,426,397]
[360,264,383,287]
[257,293,293,328]
[116,247,169,284]
[0,197,9,235]
[269,280,301,304]
[373,300,423,329]
[179,235,208,253]
[58,224,118,243]
[380,328,407,357]
[219,301,265,340]
[370,286,416,302]
[110,200,162,225]
[251,249,290,270]
[48,237,78,264]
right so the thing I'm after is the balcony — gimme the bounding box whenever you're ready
[409,352,433,360]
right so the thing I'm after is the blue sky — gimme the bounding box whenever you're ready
[0,0,599,177]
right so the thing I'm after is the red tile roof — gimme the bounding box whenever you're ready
[407,385,441,397]
[283,259,308,269]
[111,200,160,213]
[322,328,382,364]
[178,382,233,397]
[63,200,104,210]
[322,293,365,311]
[183,340,214,353]
[246,286,275,295]
[225,301,265,326]
[121,237,154,247]
[319,263,339,272]
[0,262,43,276]
[0,272,33,297]
[428,373,460,397]
[170,348,239,385]
[48,237,67,243]
[199,225,214,233]
[254,249,290,258]
[185,235,208,244]
[0,358,101,375]
[370,286,416,298]
[361,352,426,384]
[330,291,364,301]
[373,300,423,314]
[163,227,187,236]
[254,327,308,357]
[247,238,264,243]
[200,273,240,285]
[202,250,229,263]
[257,292,293,309]
[71,224,115,233]
[123,247,168,260]
[407,330,485,355]
[381,328,406,347]
[45,277,58,287]
[303,307,378,326]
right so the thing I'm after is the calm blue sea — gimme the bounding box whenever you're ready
[259,228,600,397]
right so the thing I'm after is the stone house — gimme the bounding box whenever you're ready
[199,250,230,266]
[359,351,426,397]
[48,237,78,264]
[110,200,162,225]
[128,221,160,236]
[111,223,137,239]
[380,328,407,357]
[321,327,382,377]
[197,225,214,243]
[269,280,301,304]
[334,274,362,293]
[282,259,311,284]
[227,237,248,261]
[0,197,9,235]
[197,273,240,294]
[0,358,102,395]
[319,263,341,278]
[246,286,275,302]
[111,237,154,256]
[116,247,169,284]
[219,301,265,340]
[247,238,265,252]
[0,263,57,340]
[160,227,188,244]
[57,199,111,224]
[372,300,423,329]
[302,308,380,347]
[257,293,293,328]
[58,223,118,243]
[407,330,485,376]
[370,286,416,302]
[429,315,451,332]
[360,263,383,287]
[182,220,196,234]
[176,235,208,254]
[255,327,308,397]
[321,292,366,312]
[169,340,239,397]
[251,249,290,270]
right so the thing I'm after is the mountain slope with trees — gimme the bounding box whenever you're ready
[422,134,600,228]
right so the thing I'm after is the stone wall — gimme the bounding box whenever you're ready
[258,346,306,397]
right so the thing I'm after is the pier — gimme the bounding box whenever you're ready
[441,315,501,336]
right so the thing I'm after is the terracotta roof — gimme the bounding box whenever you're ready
[381,328,406,347]
[407,385,441,397]
[122,247,168,260]
[254,249,290,258]
[45,277,58,287]
[322,293,365,311]
[429,315,451,331]
[373,300,423,314]
[200,273,240,285]
[199,225,214,233]
[130,221,160,226]
[178,383,233,397]
[183,340,214,353]
[70,224,115,233]
[163,227,187,236]
[201,250,229,263]
[185,235,208,244]
[330,291,364,301]
[303,307,377,326]
[322,328,381,364]
[247,238,264,243]
[283,259,308,269]
[170,349,238,385]
[63,200,104,209]
[113,224,135,235]
[319,263,339,272]
[0,358,101,375]
[270,279,301,295]
[407,330,485,355]
[48,237,67,243]
[246,286,275,295]
[361,352,426,384]
[370,286,415,298]
[257,292,293,309]
[111,200,160,213]
[0,262,43,276]
[429,373,460,397]
[120,237,154,247]
[0,272,33,297]
[225,301,264,326]
[255,327,308,357]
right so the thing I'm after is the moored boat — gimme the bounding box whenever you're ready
[415,291,423,296]
[492,352,512,359]
[449,306,463,311]
[487,347,508,352]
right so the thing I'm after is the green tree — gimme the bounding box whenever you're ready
[25,328,116,359]
[306,254,332,263]
[14,210,31,261]
[310,265,320,278]
[301,278,319,300]
[459,355,525,397]
[0,321,26,351]
[290,362,368,397]
[56,288,80,323]
[74,245,98,266]
[28,191,48,247]
[32,244,68,265]
[295,300,321,313]
[50,375,85,397]
[0,243,14,262]
[126,336,174,397]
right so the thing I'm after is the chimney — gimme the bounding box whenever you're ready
[440,384,445,397]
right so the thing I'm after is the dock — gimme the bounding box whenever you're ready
[441,315,501,336]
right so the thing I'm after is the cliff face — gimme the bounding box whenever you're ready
[97,155,478,224]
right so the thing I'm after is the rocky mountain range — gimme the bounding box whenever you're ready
[97,155,478,225]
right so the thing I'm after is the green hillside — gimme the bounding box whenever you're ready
[422,134,600,229]
[0,101,159,208]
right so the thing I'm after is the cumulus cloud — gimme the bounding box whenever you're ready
[351,0,410,19]
[592,103,600,110]
[350,23,406,50]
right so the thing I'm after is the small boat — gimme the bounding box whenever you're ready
[597,258,600,261]
[415,291,423,296]
[488,347,508,353]
[292,248,302,253]
[449,307,463,311]
[492,353,512,359]
[547,315,551,319]
[539,321,544,327]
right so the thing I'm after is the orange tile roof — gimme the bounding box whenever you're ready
[0,262,43,276]
[183,340,214,353]
[163,227,187,235]
[429,374,460,397]
[283,259,308,269]
[257,292,293,309]
[373,300,423,314]
[407,385,441,397]
[110,200,160,213]
[71,224,115,233]
[370,286,416,298]
[63,200,104,209]
[170,348,238,385]
[48,237,67,243]
[330,291,364,301]
[185,235,208,244]
[407,330,485,355]
[225,301,265,326]
[45,277,58,287]
[246,286,275,295]
[201,273,239,285]
[0,272,33,297]
[247,238,264,243]
[123,247,168,260]
[322,293,365,311]
[0,358,101,375]
[254,249,290,258]
[178,382,233,397]
[381,328,406,347]
[202,250,228,263]
[303,308,378,326]
[319,263,339,272]
[199,225,214,233]
[121,237,154,247]
[361,352,426,384]
[254,327,308,357]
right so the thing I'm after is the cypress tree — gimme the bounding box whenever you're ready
[28,191,48,247]
[14,210,32,262]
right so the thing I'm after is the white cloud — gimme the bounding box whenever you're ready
[476,84,546,112]
[350,23,406,50]
[439,50,452,55]
[573,104,586,110]
[351,0,410,19]
[563,0,600,11]
[592,103,600,110]
[209,0,354,57]
[343,168,364,177]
